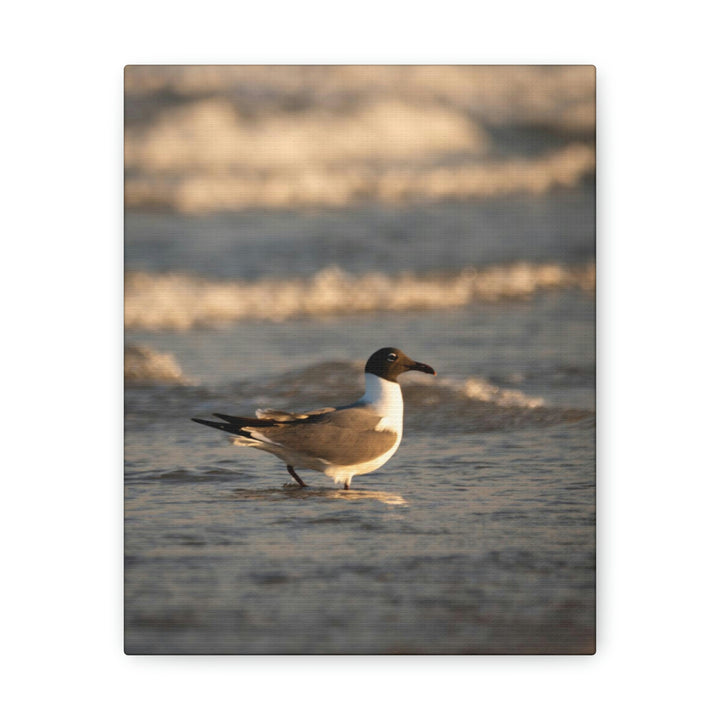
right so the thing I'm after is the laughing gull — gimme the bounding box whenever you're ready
[192,347,436,489]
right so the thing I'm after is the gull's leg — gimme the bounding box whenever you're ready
[286,465,308,488]
[344,480,350,490]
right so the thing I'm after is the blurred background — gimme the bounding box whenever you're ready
[124,65,594,335]
[124,66,596,654]
[125,66,594,214]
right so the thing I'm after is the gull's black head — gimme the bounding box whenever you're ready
[365,347,436,383]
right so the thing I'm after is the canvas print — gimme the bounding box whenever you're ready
[124,65,596,654]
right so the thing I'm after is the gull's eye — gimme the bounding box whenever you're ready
[386,352,398,362]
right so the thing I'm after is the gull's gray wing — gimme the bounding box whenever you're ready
[255,407,335,421]
[253,406,397,466]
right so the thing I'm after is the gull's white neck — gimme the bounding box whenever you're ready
[360,373,404,421]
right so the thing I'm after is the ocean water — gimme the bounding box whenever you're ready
[124,66,595,654]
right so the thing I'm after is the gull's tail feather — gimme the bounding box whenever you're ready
[191,417,242,435]
[213,413,277,427]
[191,413,276,437]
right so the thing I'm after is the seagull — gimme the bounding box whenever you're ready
[192,347,436,489]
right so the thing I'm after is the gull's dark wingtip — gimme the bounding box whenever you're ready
[192,417,228,431]
[192,415,259,438]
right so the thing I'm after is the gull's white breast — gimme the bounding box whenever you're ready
[320,373,405,481]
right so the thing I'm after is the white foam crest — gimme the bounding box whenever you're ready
[124,345,190,384]
[125,144,594,213]
[460,378,544,408]
[404,372,545,409]
[124,263,595,331]
[125,66,595,133]
[125,97,485,173]
[125,67,594,212]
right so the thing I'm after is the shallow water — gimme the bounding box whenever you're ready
[125,289,595,654]
[125,418,594,654]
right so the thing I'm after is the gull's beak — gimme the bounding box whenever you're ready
[409,360,436,376]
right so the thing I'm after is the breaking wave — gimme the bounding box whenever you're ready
[125,356,593,435]
[124,142,594,213]
[125,345,190,384]
[398,371,593,431]
[124,66,595,213]
[231,358,545,411]
[125,65,596,133]
[192,359,592,434]
[409,373,545,409]
[124,262,595,330]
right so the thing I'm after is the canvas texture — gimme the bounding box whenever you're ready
[124,65,596,654]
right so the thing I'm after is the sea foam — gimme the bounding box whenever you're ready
[125,345,189,384]
[124,263,595,330]
[124,66,595,213]
[125,144,594,213]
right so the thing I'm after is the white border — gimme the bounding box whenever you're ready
[5,1,719,717]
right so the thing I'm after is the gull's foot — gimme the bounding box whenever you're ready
[286,465,308,488]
